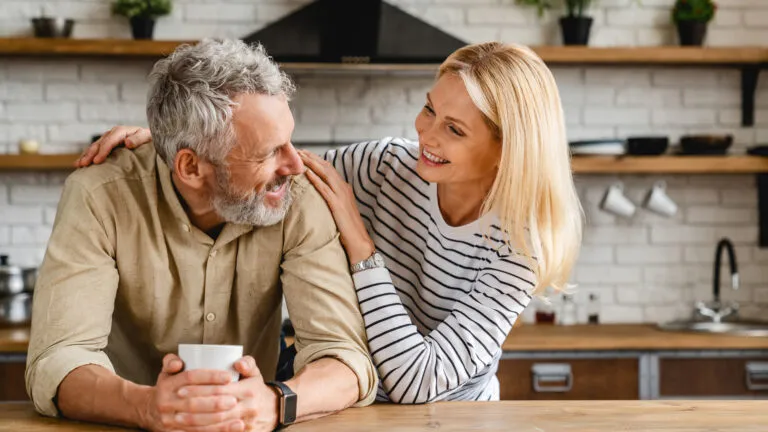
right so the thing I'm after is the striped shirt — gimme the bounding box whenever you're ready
[323,137,536,403]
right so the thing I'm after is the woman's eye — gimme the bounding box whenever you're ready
[423,105,435,115]
[449,126,463,136]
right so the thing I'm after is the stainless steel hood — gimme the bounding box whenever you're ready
[242,0,467,64]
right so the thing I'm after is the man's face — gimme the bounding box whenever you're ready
[210,93,303,226]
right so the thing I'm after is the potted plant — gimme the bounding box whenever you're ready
[113,0,172,40]
[672,0,716,46]
[516,0,595,46]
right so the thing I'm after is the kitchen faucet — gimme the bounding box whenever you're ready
[696,238,740,323]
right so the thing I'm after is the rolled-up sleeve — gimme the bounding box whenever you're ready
[280,176,377,407]
[25,177,119,417]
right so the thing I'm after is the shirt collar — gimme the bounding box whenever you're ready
[156,155,255,246]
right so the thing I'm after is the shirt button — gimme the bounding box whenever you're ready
[209,250,217,258]
[206,312,216,322]
[182,224,190,232]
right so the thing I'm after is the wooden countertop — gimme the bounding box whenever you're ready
[4,324,768,354]
[502,324,768,351]
[1,401,766,431]
[0,327,32,353]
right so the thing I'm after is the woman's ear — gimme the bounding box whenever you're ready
[494,138,503,170]
[173,149,207,189]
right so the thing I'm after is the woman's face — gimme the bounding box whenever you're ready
[414,73,501,187]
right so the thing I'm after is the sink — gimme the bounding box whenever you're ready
[658,320,768,337]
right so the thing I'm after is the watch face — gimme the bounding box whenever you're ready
[284,393,298,424]
[373,254,385,267]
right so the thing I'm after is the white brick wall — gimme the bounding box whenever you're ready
[46,83,120,102]
[2,0,768,323]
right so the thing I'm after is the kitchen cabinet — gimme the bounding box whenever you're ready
[497,356,640,400]
[659,355,768,398]
[0,354,28,402]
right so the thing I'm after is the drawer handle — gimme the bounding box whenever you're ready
[531,363,573,393]
[746,362,768,391]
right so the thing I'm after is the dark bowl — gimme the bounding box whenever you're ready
[626,136,669,156]
[679,134,733,155]
[31,18,74,38]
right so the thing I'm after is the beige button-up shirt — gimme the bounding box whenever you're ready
[25,145,377,417]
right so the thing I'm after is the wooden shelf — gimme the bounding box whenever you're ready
[534,46,768,65]
[0,38,767,66]
[2,154,768,174]
[0,37,193,57]
[572,156,768,174]
[0,154,78,171]
[0,39,764,125]
[1,39,763,125]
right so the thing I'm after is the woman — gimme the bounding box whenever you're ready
[78,42,582,403]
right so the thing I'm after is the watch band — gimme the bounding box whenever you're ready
[267,381,297,428]
[350,251,385,274]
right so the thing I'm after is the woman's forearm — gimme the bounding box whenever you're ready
[353,263,531,403]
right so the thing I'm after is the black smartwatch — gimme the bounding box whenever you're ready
[267,381,297,428]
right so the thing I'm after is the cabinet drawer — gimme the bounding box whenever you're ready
[660,357,768,397]
[0,360,28,402]
[497,358,639,400]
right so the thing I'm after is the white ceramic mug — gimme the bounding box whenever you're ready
[178,344,244,382]
[643,181,678,217]
[599,182,636,218]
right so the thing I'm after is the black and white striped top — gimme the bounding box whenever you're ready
[323,138,536,403]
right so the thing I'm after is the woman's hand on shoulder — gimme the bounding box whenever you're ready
[298,149,375,265]
[75,125,152,168]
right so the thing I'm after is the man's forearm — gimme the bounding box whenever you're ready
[57,365,151,429]
[285,358,359,423]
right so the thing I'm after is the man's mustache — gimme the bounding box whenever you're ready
[263,176,290,193]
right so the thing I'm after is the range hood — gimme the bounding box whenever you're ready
[243,0,467,64]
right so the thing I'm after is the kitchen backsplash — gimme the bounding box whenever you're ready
[2,0,768,323]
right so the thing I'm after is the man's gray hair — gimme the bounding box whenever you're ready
[147,38,295,168]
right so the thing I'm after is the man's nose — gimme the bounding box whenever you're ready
[277,143,304,176]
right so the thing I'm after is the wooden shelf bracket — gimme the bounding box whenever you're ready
[758,173,768,248]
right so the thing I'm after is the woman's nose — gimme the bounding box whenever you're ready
[420,123,439,148]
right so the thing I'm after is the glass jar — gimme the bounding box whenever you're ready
[534,294,556,325]
[587,293,600,325]
[559,294,577,326]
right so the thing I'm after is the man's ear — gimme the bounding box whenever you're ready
[173,149,208,189]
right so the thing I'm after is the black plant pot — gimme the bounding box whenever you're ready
[130,16,156,40]
[560,16,593,46]
[676,21,708,46]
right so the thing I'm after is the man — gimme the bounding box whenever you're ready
[25,39,377,432]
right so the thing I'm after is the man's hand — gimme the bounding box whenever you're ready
[140,354,241,432]
[172,356,279,432]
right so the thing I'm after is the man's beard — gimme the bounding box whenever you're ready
[211,165,293,227]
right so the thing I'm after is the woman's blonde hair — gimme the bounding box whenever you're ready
[438,42,583,294]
